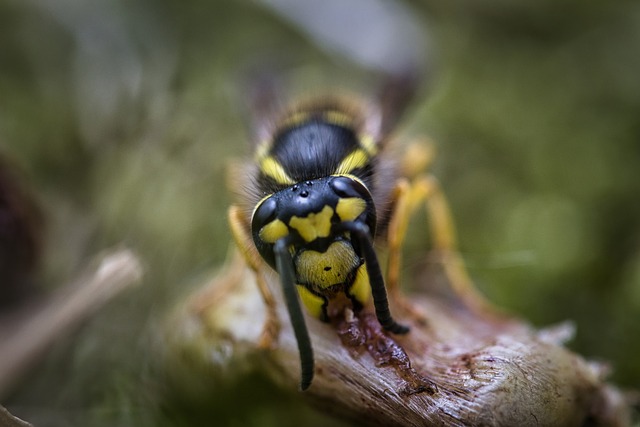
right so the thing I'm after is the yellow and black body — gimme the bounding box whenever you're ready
[230,98,409,391]
[228,83,491,391]
[250,110,409,331]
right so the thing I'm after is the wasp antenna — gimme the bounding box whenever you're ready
[274,237,315,390]
[342,222,410,335]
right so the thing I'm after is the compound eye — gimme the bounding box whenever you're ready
[330,175,377,235]
[250,195,282,270]
[252,195,290,245]
[330,176,371,200]
[252,196,278,229]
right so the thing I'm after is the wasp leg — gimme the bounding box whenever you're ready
[386,139,436,295]
[386,178,412,295]
[385,178,434,324]
[228,205,280,349]
[397,173,500,317]
[387,141,501,318]
[417,175,499,315]
[274,237,315,391]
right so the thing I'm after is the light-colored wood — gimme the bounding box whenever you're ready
[171,258,632,427]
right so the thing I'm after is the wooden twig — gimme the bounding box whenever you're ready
[0,405,32,427]
[0,248,143,399]
[169,254,633,427]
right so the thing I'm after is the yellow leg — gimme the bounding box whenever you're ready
[386,178,412,295]
[386,142,501,318]
[399,138,436,181]
[415,176,492,311]
[386,138,437,294]
[385,178,435,325]
[228,205,280,348]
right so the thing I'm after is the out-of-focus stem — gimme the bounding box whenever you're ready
[0,249,143,399]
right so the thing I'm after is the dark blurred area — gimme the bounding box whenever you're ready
[0,157,42,307]
[0,0,638,425]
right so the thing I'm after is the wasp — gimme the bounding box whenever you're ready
[228,76,491,391]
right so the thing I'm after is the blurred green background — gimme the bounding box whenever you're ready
[1,0,639,425]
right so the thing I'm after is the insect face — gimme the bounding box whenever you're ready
[251,175,377,306]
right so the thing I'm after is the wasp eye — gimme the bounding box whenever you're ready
[330,176,355,198]
[252,196,278,227]
[330,176,368,199]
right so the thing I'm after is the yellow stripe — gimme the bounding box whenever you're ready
[334,149,370,175]
[296,285,325,318]
[280,111,311,129]
[323,110,353,127]
[260,156,296,185]
[348,263,371,306]
[359,134,378,156]
[255,140,271,161]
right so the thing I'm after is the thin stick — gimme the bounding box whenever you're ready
[0,249,143,398]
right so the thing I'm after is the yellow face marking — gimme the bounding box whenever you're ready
[296,285,325,318]
[259,219,289,243]
[334,149,370,175]
[336,197,366,222]
[359,134,378,156]
[289,205,334,242]
[260,156,296,185]
[348,263,372,306]
[295,240,360,289]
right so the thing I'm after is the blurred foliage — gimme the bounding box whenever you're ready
[0,0,638,425]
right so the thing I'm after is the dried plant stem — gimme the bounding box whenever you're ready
[0,405,32,427]
[0,248,143,399]
[172,254,633,426]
